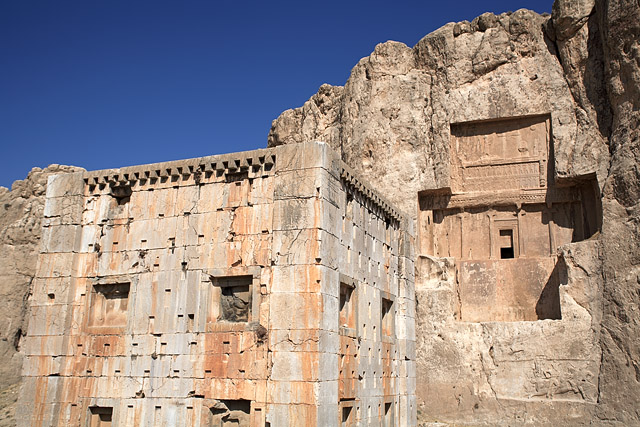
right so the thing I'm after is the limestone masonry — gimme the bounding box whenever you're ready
[2,0,640,425]
[15,143,415,426]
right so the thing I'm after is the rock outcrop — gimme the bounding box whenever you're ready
[0,165,83,427]
[593,0,640,422]
[268,0,640,424]
[268,8,609,217]
[0,0,637,424]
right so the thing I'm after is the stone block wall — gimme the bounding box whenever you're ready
[331,165,416,426]
[16,142,415,427]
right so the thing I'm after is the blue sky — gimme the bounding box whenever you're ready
[0,0,552,189]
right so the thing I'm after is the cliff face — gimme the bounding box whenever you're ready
[268,7,610,217]
[268,0,640,424]
[0,165,83,426]
[0,0,637,424]
[593,0,640,421]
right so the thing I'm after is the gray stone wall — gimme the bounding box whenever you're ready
[16,142,415,427]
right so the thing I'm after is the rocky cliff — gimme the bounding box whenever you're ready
[0,165,83,427]
[0,0,637,424]
[268,0,640,424]
[592,0,640,422]
[269,7,610,216]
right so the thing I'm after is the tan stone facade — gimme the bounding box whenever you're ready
[16,142,416,426]
[414,114,603,421]
[4,1,640,425]
[419,115,600,322]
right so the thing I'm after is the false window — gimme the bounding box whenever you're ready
[340,399,356,426]
[383,401,394,427]
[212,275,253,323]
[339,277,357,335]
[381,297,394,337]
[499,229,515,259]
[88,283,130,329]
[88,406,113,427]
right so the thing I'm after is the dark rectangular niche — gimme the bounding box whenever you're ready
[209,399,251,426]
[213,275,252,323]
[88,406,113,427]
[499,229,515,259]
[381,298,394,337]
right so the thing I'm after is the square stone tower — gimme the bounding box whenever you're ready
[17,142,415,426]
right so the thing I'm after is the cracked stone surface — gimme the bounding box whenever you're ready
[14,143,416,426]
[0,165,83,427]
[268,0,640,424]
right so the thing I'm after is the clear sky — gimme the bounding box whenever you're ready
[0,0,552,189]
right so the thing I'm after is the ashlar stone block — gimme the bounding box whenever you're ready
[19,142,415,426]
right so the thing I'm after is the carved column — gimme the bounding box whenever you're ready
[547,203,556,256]
[517,204,525,257]
[489,211,495,260]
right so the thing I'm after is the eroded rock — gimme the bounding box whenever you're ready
[1,0,638,425]
[268,1,640,424]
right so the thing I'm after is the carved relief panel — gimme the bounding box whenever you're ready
[450,115,551,192]
[417,114,600,322]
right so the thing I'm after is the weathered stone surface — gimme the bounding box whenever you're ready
[269,9,609,218]
[552,0,595,39]
[268,1,640,424]
[0,165,83,427]
[593,0,640,423]
[15,143,416,426]
[1,0,638,425]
